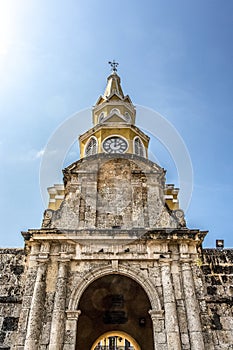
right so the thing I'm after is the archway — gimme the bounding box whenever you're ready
[91,331,141,350]
[75,274,154,350]
[69,264,161,311]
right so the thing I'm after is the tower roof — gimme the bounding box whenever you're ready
[95,62,132,106]
[103,72,124,99]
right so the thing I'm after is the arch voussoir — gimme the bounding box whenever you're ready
[68,264,161,311]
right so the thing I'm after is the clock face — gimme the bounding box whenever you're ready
[103,136,128,154]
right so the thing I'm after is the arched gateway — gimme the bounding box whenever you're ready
[68,265,161,311]
[74,274,154,350]
[65,265,164,350]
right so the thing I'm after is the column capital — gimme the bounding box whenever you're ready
[66,310,81,321]
[149,309,164,320]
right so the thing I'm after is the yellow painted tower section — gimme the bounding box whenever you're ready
[79,66,150,159]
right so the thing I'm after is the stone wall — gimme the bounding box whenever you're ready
[1,244,233,349]
[0,249,25,350]
[201,249,233,349]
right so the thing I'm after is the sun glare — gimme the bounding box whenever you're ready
[0,0,18,56]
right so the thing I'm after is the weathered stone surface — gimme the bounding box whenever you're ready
[1,241,233,349]
[45,154,180,231]
[0,249,25,349]
[1,162,233,350]
[201,249,233,349]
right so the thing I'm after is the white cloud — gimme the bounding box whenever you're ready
[35,149,45,159]
[17,148,45,162]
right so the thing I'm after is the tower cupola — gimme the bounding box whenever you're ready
[79,62,150,158]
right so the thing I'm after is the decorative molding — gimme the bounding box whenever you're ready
[149,309,165,320]
[66,310,81,320]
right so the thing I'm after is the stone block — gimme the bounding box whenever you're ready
[181,333,190,347]
[220,316,233,331]
[156,332,166,344]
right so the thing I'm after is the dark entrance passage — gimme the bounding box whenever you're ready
[76,274,153,350]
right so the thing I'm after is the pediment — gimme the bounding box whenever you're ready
[107,93,123,102]
[102,113,127,123]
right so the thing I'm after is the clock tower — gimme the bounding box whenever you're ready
[79,62,149,159]
[13,63,219,350]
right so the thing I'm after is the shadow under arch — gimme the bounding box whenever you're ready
[75,273,154,350]
[91,331,141,350]
[68,264,161,312]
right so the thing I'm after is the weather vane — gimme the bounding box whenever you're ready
[108,60,119,72]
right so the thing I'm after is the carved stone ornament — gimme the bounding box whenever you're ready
[172,209,186,227]
[42,209,53,228]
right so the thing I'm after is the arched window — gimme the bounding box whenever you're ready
[85,137,97,157]
[134,137,145,157]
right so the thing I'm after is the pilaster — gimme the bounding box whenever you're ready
[160,260,181,350]
[49,258,69,350]
[24,256,48,350]
[181,260,205,350]
[149,309,165,350]
[13,243,40,349]
[63,310,81,350]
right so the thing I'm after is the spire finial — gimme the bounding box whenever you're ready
[108,60,119,73]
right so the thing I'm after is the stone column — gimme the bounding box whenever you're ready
[171,256,190,348]
[149,309,165,350]
[161,261,181,350]
[63,310,81,350]
[24,259,48,350]
[13,243,40,349]
[181,260,205,350]
[49,259,69,350]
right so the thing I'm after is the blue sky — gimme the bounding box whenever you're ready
[0,0,233,247]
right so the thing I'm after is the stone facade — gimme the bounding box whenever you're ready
[1,245,233,349]
[42,155,184,231]
[1,70,233,349]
